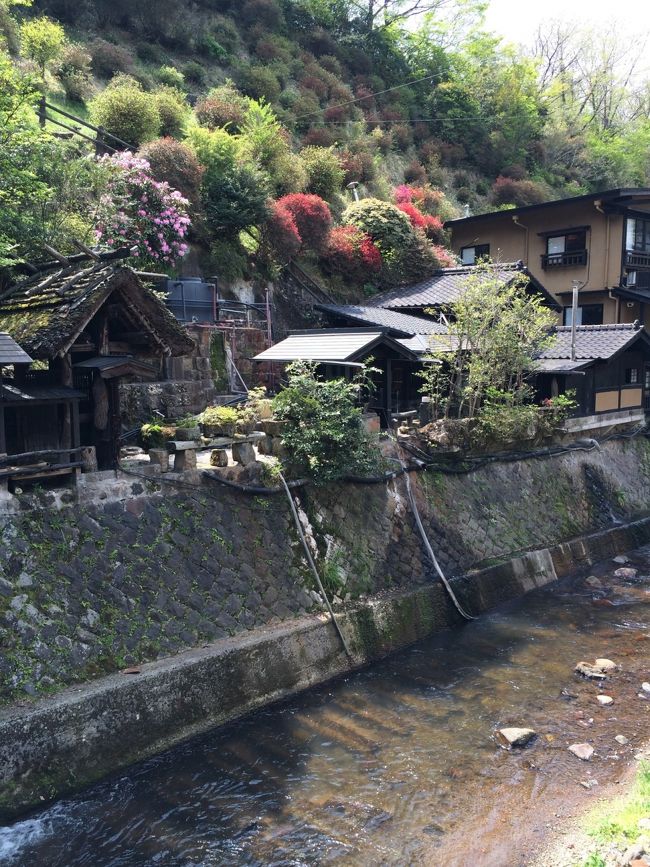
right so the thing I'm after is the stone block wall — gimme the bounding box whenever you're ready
[1,437,649,704]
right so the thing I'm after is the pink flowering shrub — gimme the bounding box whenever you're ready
[96,152,191,265]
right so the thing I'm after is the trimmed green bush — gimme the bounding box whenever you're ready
[90,76,161,147]
[300,146,345,200]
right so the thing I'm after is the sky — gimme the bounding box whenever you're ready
[483,0,650,47]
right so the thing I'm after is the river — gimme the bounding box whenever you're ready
[2,546,650,866]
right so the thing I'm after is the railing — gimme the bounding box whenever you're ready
[285,261,334,304]
[625,270,650,291]
[625,250,650,269]
[36,98,134,154]
[0,446,94,481]
[541,250,588,269]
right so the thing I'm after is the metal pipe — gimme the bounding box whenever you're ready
[570,280,580,361]
[278,471,353,658]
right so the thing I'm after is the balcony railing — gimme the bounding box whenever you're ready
[541,250,588,269]
[625,250,650,268]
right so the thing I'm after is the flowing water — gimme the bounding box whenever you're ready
[3,547,650,867]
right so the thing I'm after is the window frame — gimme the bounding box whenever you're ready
[460,243,490,266]
[562,304,603,326]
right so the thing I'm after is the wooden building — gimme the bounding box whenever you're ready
[253,328,420,426]
[0,256,193,471]
[535,323,650,430]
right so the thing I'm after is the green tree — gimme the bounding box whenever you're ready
[421,263,557,421]
[1,0,31,55]
[20,15,65,84]
[272,361,379,483]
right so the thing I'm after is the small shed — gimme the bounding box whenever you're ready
[535,323,650,424]
[253,328,420,425]
[0,257,194,468]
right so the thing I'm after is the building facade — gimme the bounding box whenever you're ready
[446,188,650,329]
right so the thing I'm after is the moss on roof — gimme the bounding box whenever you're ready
[0,264,194,359]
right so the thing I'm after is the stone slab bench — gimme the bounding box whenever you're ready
[166,440,199,471]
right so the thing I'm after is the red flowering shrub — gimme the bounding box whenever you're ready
[321,226,381,283]
[396,201,445,242]
[265,201,302,262]
[431,245,456,268]
[277,193,332,251]
[397,201,427,230]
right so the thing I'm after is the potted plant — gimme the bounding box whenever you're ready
[200,405,240,437]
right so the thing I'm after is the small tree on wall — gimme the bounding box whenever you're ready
[420,263,558,424]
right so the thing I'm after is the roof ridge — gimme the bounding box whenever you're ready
[555,323,637,332]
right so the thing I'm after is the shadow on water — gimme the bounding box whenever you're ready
[3,546,650,866]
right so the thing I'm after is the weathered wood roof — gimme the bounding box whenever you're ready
[0,263,194,359]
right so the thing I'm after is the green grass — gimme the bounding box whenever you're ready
[581,761,650,865]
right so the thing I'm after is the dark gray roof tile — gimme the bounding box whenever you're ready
[539,324,645,361]
[316,304,446,335]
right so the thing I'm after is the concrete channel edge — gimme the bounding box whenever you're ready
[2,514,650,822]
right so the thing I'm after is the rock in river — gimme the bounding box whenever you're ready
[575,658,617,678]
[569,743,594,761]
[497,727,536,749]
[614,567,639,580]
[596,694,614,706]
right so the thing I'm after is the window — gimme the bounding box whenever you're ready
[626,218,650,253]
[562,304,603,326]
[542,230,587,268]
[460,244,490,265]
[625,367,639,384]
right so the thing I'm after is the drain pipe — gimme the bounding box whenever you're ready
[390,457,476,621]
[278,472,353,658]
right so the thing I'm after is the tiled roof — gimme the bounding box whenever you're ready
[316,304,447,336]
[538,324,647,361]
[254,329,416,362]
[365,264,552,310]
[0,263,194,359]
[0,332,32,365]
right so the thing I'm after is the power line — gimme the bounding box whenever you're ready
[293,71,449,120]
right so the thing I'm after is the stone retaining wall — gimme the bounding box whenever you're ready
[0,438,649,708]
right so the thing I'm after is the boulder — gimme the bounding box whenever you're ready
[596,695,614,706]
[613,555,630,565]
[568,743,594,761]
[210,449,229,467]
[615,735,629,745]
[232,441,256,466]
[575,659,616,679]
[642,682,650,693]
[615,567,638,580]
[585,575,603,589]
[496,727,537,749]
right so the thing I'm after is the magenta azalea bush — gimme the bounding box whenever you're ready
[96,152,191,265]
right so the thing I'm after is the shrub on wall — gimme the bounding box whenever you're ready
[300,146,344,200]
[195,90,246,131]
[264,200,302,262]
[90,76,161,147]
[320,225,381,283]
[88,38,133,79]
[235,64,281,103]
[342,198,413,251]
[55,43,94,102]
[138,137,204,208]
[277,193,332,251]
[155,64,185,91]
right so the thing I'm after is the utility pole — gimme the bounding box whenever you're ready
[570,279,580,361]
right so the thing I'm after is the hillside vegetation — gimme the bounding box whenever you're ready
[2,0,650,295]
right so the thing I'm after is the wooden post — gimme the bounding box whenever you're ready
[38,96,46,128]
